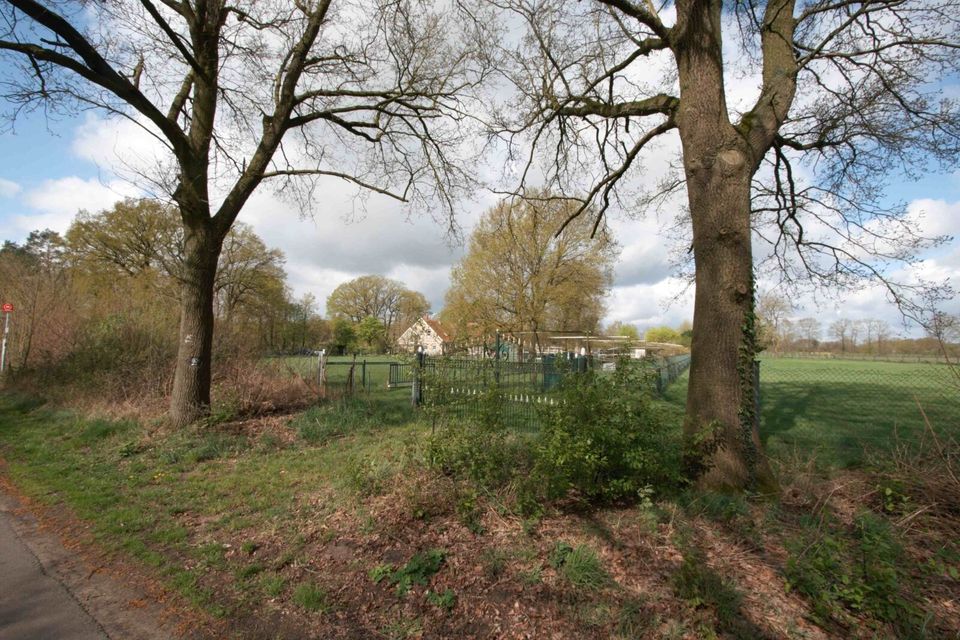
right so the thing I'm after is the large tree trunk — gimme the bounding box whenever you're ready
[169,222,223,427]
[674,0,775,492]
[683,165,776,492]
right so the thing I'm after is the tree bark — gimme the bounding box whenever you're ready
[169,221,223,427]
[673,0,776,492]
[683,166,776,492]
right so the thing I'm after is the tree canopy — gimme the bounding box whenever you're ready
[443,194,618,354]
[326,275,430,340]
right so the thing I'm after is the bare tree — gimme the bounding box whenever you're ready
[867,318,892,355]
[795,317,821,351]
[829,318,853,352]
[1,0,482,425]
[756,290,793,352]
[483,0,959,489]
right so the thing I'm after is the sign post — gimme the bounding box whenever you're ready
[0,303,13,373]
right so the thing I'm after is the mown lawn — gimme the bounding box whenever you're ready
[268,355,406,390]
[666,357,960,467]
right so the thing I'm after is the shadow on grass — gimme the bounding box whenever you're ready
[673,539,778,640]
[291,392,416,444]
[761,380,959,467]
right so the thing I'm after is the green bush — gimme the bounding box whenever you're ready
[533,360,682,503]
[428,359,681,511]
[427,400,531,490]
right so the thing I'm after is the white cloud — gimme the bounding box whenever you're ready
[0,178,21,198]
[19,176,140,233]
[606,277,695,330]
[905,198,960,240]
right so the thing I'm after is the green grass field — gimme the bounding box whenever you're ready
[666,357,960,466]
[267,355,408,391]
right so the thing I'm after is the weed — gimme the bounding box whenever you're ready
[260,574,285,597]
[343,454,392,497]
[784,511,919,630]
[381,617,422,640]
[426,588,457,611]
[292,582,329,612]
[575,601,614,628]
[369,563,395,584]
[236,562,264,580]
[617,598,653,638]
[456,489,484,534]
[682,491,749,522]
[672,544,744,634]
[480,547,511,578]
[549,542,610,590]
[197,543,227,569]
[240,541,259,555]
[876,481,910,515]
[520,566,542,585]
[373,549,446,596]
[925,546,960,580]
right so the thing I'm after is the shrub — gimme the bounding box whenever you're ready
[533,359,682,503]
[427,358,682,511]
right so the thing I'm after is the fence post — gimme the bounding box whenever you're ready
[362,359,367,391]
[412,347,425,408]
[494,331,501,385]
[753,359,761,437]
[317,349,326,392]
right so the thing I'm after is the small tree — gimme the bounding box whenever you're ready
[443,193,618,355]
[356,316,388,353]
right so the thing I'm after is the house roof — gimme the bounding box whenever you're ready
[422,316,452,342]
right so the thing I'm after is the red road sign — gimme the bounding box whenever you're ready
[1,303,13,313]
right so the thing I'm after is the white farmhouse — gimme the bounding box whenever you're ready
[396,316,453,356]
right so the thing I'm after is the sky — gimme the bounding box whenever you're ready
[1,8,958,341]
[1,104,958,340]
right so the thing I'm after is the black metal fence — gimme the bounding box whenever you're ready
[415,352,691,431]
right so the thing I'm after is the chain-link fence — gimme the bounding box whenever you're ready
[755,358,960,465]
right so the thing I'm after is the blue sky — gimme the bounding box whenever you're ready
[1,94,958,339]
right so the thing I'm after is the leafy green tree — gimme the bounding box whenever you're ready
[355,316,388,353]
[607,321,640,340]
[327,275,430,340]
[330,318,357,355]
[644,327,682,344]
[444,193,618,355]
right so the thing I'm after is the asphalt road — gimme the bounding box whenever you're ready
[0,504,108,640]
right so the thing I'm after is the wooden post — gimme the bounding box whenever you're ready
[317,349,327,395]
